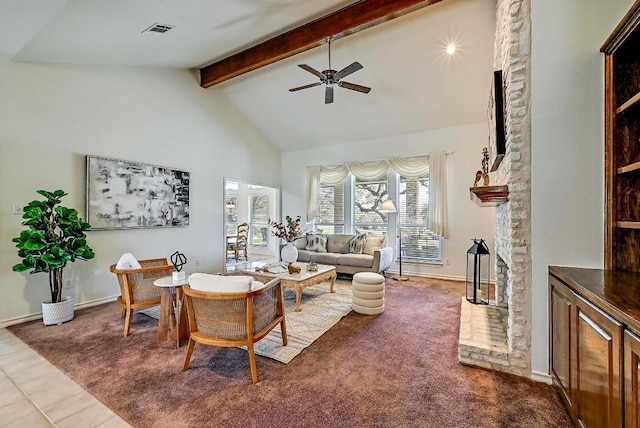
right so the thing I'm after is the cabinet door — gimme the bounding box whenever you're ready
[575,296,623,428]
[625,330,640,428]
[550,276,574,413]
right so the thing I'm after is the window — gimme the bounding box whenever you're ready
[309,155,447,262]
[354,175,389,235]
[318,181,345,234]
[225,197,238,236]
[398,175,441,261]
[316,170,441,263]
[249,195,269,246]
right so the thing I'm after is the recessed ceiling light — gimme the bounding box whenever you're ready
[446,44,456,55]
[142,23,174,35]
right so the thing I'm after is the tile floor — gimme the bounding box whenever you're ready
[0,328,131,428]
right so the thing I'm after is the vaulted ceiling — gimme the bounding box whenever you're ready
[0,0,495,152]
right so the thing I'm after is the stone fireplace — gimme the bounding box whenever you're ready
[458,0,532,378]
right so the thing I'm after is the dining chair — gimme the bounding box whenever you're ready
[110,258,176,337]
[181,275,287,384]
[226,222,248,261]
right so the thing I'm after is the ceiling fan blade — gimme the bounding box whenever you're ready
[334,62,363,81]
[325,85,334,104]
[298,64,325,79]
[338,81,371,94]
[289,82,322,92]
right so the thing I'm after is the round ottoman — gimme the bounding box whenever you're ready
[352,272,385,315]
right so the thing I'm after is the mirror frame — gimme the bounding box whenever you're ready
[223,177,281,268]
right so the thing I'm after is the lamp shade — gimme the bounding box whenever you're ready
[379,199,397,213]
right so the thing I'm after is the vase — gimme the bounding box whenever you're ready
[281,242,298,264]
[42,296,75,325]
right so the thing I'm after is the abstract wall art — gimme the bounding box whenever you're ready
[86,155,190,230]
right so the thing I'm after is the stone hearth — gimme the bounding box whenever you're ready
[458,298,509,370]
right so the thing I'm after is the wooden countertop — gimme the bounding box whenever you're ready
[549,266,640,335]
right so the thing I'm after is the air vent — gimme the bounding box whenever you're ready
[142,23,174,35]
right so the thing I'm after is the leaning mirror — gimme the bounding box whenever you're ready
[223,178,280,270]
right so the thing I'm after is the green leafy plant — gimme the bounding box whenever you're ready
[12,189,95,303]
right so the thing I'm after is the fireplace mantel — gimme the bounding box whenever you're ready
[469,185,509,207]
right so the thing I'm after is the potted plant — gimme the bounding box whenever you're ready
[269,215,304,264]
[12,189,95,325]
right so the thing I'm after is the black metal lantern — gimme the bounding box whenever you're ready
[466,238,491,305]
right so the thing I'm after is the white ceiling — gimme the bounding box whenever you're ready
[0,0,496,152]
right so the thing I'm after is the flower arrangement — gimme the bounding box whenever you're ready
[269,215,304,243]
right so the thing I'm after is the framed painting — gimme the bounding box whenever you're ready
[488,69,506,172]
[86,155,190,230]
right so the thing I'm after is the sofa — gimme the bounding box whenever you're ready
[286,233,393,275]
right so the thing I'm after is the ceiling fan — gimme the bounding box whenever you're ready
[288,37,371,104]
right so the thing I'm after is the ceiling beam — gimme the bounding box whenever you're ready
[199,0,444,88]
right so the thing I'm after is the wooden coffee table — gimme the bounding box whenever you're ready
[243,262,337,312]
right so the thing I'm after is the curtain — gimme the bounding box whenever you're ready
[306,166,321,222]
[428,152,449,238]
[345,160,388,180]
[307,152,449,238]
[386,156,429,178]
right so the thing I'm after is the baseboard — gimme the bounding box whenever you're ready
[531,370,552,384]
[385,270,466,282]
[0,295,119,328]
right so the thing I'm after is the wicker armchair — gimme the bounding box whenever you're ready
[110,258,176,337]
[181,276,287,384]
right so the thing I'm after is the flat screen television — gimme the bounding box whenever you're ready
[488,70,506,172]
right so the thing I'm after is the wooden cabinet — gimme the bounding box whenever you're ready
[625,330,640,428]
[550,272,624,427]
[602,1,640,271]
[574,297,623,427]
[550,276,574,411]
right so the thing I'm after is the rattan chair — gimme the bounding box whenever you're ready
[181,277,287,384]
[226,222,248,261]
[110,258,176,337]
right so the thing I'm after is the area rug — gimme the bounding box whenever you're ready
[7,276,574,428]
[141,279,352,363]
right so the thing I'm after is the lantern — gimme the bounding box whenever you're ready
[466,238,491,305]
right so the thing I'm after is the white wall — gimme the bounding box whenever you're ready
[280,122,496,280]
[0,60,280,326]
[530,0,634,375]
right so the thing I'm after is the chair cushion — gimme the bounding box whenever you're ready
[327,235,354,253]
[188,273,254,293]
[115,253,142,269]
[337,254,374,268]
[310,252,340,265]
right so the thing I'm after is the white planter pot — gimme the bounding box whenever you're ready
[281,243,299,264]
[42,296,74,325]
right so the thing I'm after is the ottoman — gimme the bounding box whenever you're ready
[352,272,385,315]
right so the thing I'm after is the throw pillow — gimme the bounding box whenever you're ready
[115,253,142,270]
[306,234,328,252]
[363,234,387,256]
[347,234,367,254]
[188,273,254,293]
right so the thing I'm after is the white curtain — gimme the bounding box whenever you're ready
[386,156,429,178]
[428,152,449,238]
[345,160,388,180]
[306,152,449,238]
[306,166,321,222]
[318,165,350,184]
